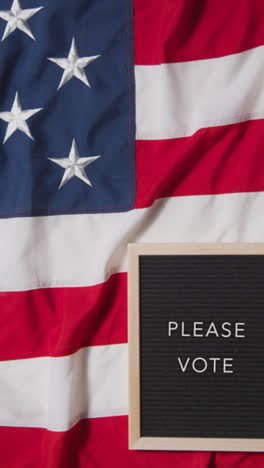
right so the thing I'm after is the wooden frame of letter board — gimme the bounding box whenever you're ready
[128,242,264,452]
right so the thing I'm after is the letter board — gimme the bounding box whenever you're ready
[128,243,264,451]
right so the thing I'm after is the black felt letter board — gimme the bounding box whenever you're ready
[139,254,264,439]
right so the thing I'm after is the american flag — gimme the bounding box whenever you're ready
[0,0,264,466]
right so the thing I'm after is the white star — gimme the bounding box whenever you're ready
[49,139,101,190]
[48,38,100,90]
[0,92,42,143]
[0,0,43,41]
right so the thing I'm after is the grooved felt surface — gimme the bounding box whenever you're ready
[139,255,264,438]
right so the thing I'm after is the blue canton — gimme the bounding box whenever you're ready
[0,0,135,217]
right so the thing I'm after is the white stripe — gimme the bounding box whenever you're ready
[0,344,128,431]
[135,45,264,140]
[1,191,264,291]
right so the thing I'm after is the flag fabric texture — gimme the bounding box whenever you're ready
[1,0,264,467]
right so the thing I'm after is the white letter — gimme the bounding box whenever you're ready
[235,323,245,338]
[168,322,178,336]
[223,358,233,373]
[177,357,190,372]
[221,322,231,338]
[205,322,219,337]
[192,357,208,373]
[181,322,191,337]
[209,357,221,372]
[193,322,203,337]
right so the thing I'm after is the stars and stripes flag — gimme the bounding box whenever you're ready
[0,0,264,467]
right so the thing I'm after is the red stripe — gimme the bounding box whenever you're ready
[134,0,264,65]
[135,120,264,208]
[1,417,264,468]
[0,416,213,468]
[0,273,127,360]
